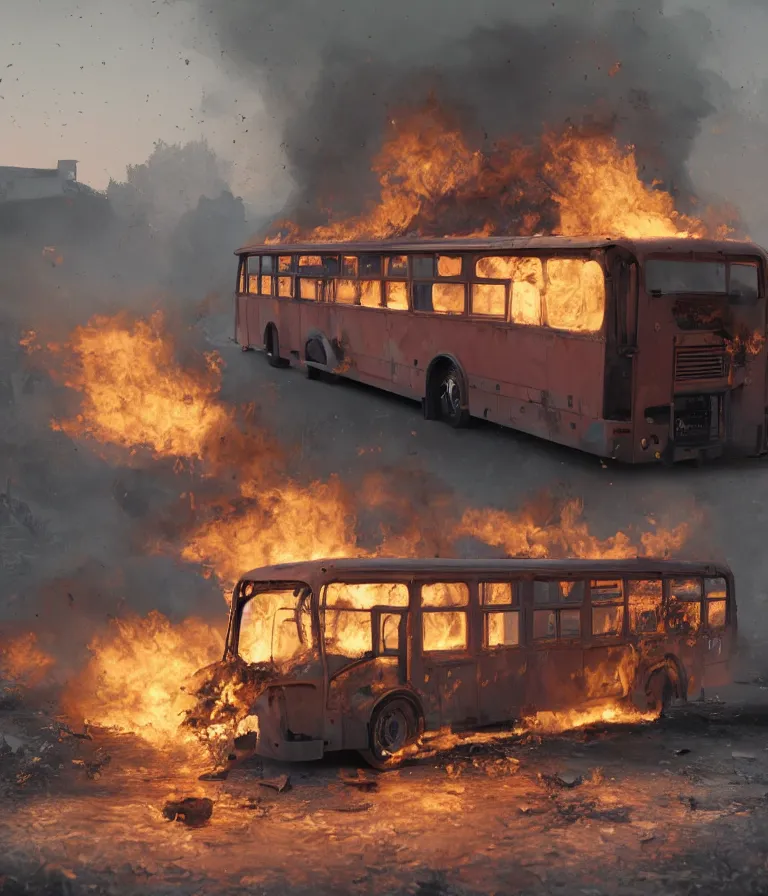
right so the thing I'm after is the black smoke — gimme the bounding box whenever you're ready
[196,0,726,231]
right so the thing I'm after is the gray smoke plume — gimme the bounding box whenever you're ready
[196,0,727,231]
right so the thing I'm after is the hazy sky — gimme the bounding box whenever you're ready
[3,0,768,219]
[2,0,282,203]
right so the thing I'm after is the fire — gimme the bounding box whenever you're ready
[457,497,690,560]
[45,312,231,460]
[63,612,223,753]
[524,703,657,735]
[181,479,362,601]
[268,101,729,243]
[0,632,55,688]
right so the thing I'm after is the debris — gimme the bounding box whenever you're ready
[0,734,26,754]
[674,748,691,756]
[732,751,757,761]
[58,724,92,741]
[339,771,378,792]
[539,771,583,789]
[329,801,372,813]
[258,774,290,793]
[163,797,214,827]
[199,769,229,781]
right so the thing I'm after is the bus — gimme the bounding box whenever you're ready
[223,557,735,769]
[234,236,768,464]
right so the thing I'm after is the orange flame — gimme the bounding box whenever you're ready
[268,102,731,243]
[0,632,55,688]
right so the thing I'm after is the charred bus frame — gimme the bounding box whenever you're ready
[225,558,736,769]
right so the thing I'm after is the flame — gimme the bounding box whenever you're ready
[524,702,657,734]
[268,101,730,242]
[0,632,55,688]
[63,612,223,754]
[457,497,690,560]
[46,312,231,460]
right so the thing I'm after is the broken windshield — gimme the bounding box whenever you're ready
[236,585,315,667]
[646,258,760,303]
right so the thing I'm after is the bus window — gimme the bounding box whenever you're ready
[729,262,759,302]
[705,577,727,629]
[261,256,274,296]
[323,582,409,661]
[360,255,382,277]
[380,613,401,653]
[335,280,358,304]
[545,259,605,333]
[628,580,663,633]
[342,256,358,277]
[534,580,584,604]
[533,580,583,641]
[421,582,468,653]
[482,582,519,648]
[385,256,408,277]
[385,281,408,310]
[471,283,506,317]
[322,256,340,276]
[298,255,323,274]
[238,588,314,668]
[412,255,434,279]
[237,259,246,294]
[668,579,702,634]
[480,582,515,605]
[247,256,260,294]
[433,283,465,314]
[591,580,624,636]
[437,255,463,277]
[299,278,320,301]
[510,258,544,325]
[278,277,293,297]
[360,280,382,307]
[278,256,293,272]
[475,256,543,325]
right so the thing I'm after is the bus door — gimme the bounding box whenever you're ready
[583,579,631,700]
[476,581,527,725]
[526,580,585,711]
[411,581,479,731]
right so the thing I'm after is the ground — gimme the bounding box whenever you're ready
[4,312,768,894]
[3,690,768,895]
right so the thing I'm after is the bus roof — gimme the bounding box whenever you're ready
[235,235,766,259]
[238,556,732,584]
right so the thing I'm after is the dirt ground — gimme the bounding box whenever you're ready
[4,688,768,896]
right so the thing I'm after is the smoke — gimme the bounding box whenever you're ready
[196,0,729,231]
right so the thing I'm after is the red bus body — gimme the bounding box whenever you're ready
[234,236,768,464]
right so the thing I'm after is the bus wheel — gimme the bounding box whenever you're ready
[264,326,287,368]
[433,362,469,428]
[361,697,422,770]
[645,669,675,716]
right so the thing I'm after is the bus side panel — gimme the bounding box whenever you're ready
[330,305,392,382]
[245,295,261,351]
[236,294,249,346]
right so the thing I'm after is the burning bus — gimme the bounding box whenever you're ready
[234,236,768,464]
[190,558,736,769]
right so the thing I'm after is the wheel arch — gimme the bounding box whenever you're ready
[643,653,689,701]
[304,327,341,370]
[424,352,469,419]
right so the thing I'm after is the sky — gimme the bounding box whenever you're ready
[1,0,285,207]
[2,0,768,227]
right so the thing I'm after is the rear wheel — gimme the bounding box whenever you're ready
[264,326,288,368]
[360,697,422,770]
[434,362,469,428]
[645,669,675,716]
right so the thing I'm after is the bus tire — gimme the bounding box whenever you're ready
[264,325,287,368]
[360,696,422,770]
[645,668,675,716]
[430,360,469,428]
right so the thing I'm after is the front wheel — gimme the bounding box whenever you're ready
[645,669,675,716]
[360,697,422,770]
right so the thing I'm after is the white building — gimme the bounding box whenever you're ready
[0,161,78,203]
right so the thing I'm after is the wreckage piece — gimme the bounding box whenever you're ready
[162,797,214,827]
[186,557,736,772]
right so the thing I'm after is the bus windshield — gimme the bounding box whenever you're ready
[237,586,314,667]
[646,258,760,301]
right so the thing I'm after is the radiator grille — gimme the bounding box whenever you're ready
[674,345,726,382]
